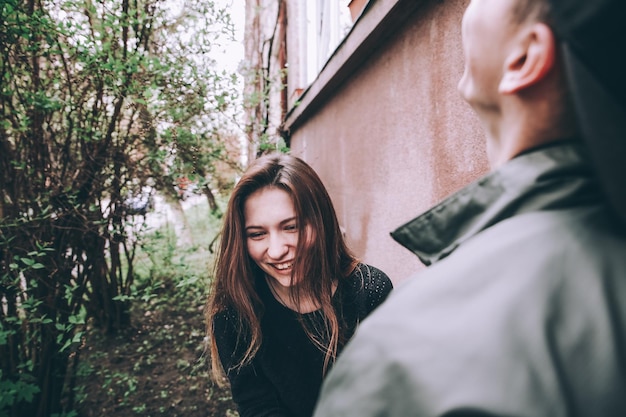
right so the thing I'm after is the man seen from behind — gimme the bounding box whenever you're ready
[313,0,626,415]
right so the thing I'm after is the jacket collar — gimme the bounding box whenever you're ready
[390,141,599,266]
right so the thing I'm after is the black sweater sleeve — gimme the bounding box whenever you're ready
[354,263,394,319]
[213,311,290,417]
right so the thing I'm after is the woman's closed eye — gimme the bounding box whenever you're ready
[284,223,298,232]
[247,231,266,239]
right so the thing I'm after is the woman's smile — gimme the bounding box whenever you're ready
[270,261,293,272]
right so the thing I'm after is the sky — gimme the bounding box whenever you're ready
[215,0,245,74]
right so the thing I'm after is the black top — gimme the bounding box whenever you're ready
[213,263,393,417]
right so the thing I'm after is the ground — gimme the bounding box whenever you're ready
[75,290,238,417]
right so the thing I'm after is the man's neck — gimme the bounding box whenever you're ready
[486,98,574,169]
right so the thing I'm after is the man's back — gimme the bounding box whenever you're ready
[314,0,626,414]
[314,143,626,417]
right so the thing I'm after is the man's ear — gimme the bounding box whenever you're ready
[499,23,556,94]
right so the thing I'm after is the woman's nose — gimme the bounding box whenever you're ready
[267,234,289,259]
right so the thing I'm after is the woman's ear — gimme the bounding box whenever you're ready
[499,23,556,94]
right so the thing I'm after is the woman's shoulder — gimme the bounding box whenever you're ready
[339,263,392,319]
[347,263,393,289]
[344,263,393,310]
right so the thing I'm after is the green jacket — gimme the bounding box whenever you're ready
[313,142,626,417]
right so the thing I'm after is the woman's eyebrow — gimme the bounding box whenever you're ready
[244,225,263,231]
[244,216,297,230]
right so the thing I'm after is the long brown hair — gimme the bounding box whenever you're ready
[206,153,358,382]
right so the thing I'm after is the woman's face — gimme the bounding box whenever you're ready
[244,186,300,289]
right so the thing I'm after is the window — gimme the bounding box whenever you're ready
[302,0,353,85]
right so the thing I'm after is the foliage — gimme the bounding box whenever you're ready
[0,0,240,416]
[240,0,290,160]
[242,66,289,156]
[74,198,238,417]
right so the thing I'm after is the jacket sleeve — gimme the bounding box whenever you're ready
[312,323,401,417]
[213,311,289,417]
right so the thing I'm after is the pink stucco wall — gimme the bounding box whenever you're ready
[287,0,488,284]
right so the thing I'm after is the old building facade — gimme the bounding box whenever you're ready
[243,0,488,283]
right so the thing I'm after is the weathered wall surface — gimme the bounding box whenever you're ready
[287,0,488,283]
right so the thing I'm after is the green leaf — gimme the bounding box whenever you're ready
[20,258,34,266]
[68,315,85,325]
[19,384,40,402]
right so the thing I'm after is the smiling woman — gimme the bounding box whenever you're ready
[205,153,393,417]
